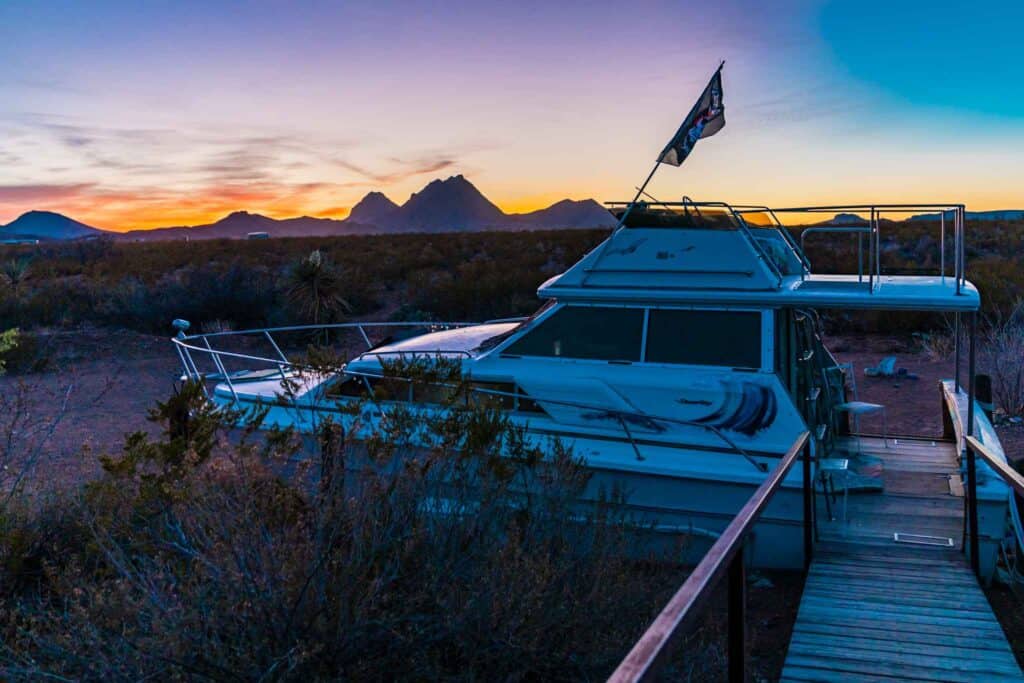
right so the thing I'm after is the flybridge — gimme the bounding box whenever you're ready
[538,200,977,312]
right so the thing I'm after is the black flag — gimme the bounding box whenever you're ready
[658,66,725,166]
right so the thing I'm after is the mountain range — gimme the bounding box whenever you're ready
[0,175,616,242]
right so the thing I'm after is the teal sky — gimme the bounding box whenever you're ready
[0,0,1021,229]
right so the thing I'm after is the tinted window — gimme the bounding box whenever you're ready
[504,306,643,361]
[646,309,761,368]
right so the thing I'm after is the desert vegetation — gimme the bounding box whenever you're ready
[2,220,1024,678]
[0,347,752,680]
[3,219,1024,337]
[0,229,606,335]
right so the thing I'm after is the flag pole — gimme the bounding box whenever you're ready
[609,161,661,235]
[582,61,725,282]
[607,60,724,237]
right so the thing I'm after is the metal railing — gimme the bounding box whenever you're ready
[170,320,772,472]
[172,320,488,398]
[598,200,968,295]
[608,430,812,682]
[600,200,794,288]
[770,204,967,294]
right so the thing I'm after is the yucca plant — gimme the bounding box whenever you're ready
[286,250,352,343]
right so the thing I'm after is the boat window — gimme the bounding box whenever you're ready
[504,306,644,362]
[645,309,761,368]
[475,300,556,352]
[326,376,378,398]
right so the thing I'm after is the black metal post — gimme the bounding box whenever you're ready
[728,548,746,683]
[966,442,980,578]
[968,312,976,437]
[954,312,961,392]
[967,312,980,577]
[802,441,814,570]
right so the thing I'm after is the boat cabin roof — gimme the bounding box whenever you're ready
[540,202,979,312]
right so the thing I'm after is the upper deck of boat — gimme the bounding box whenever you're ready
[540,201,979,312]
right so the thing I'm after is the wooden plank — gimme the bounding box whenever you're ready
[782,664,924,681]
[785,641,1023,676]
[791,621,1015,653]
[794,604,1007,633]
[797,595,1004,623]
[810,556,966,573]
[807,566,978,588]
[803,577,988,600]
[791,631,1011,660]
[782,653,1021,682]
[818,540,964,560]
[801,586,991,612]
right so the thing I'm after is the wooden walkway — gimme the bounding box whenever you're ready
[781,436,1023,682]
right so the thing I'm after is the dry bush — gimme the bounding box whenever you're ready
[983,301,1024,418]
[0,330,72,510]
[0,369,685,681]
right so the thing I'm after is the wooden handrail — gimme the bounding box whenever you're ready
[966,435,1024,499]
[608,430,811,682]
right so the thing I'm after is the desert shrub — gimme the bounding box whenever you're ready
[0,329,16,374]
[0,366,687,681]
[983,301,1024,418]
[287,250,353,326]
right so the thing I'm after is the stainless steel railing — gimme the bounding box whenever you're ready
[170,320,775,472]
[770,203,967,294]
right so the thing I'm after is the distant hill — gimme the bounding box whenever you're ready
[909,209,1024,222]
[119,211,364,242]
[388,175,507,232]
[817,212,869,225]
[117,175,615,241]
[512,199,615,228]
[346,191,400,225]
[0,210,105,240]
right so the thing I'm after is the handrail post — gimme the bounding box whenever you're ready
[966,440,980,578]
[954,312,961,392]
[802,440,814,570]
[728,546,746,683]
[966,312,980,577]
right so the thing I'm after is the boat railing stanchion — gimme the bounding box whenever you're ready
[263,329,289,364]
[204,338,238,405]
[183,345,203,386]
[940,211,946,284]
[357,325,372,349]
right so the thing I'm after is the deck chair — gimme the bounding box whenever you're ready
[864,356,897,378]
[834,362,888,454]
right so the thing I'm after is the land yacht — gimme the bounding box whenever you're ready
[173,201,1014,579]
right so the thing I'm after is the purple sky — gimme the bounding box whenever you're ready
[1,0,1021,229]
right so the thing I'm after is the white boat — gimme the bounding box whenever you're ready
[173,200,1013,579]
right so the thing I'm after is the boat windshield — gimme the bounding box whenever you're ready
[475,300,556,352]
[737,211,779,228]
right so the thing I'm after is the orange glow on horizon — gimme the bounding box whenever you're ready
[4,182,1023,233]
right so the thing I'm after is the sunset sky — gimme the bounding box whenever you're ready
[1,1,1021,231]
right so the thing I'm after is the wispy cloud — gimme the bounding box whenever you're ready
[0,112,483,227]
[0,182,94,203]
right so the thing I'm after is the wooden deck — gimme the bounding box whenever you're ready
[781,436,1023,682]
